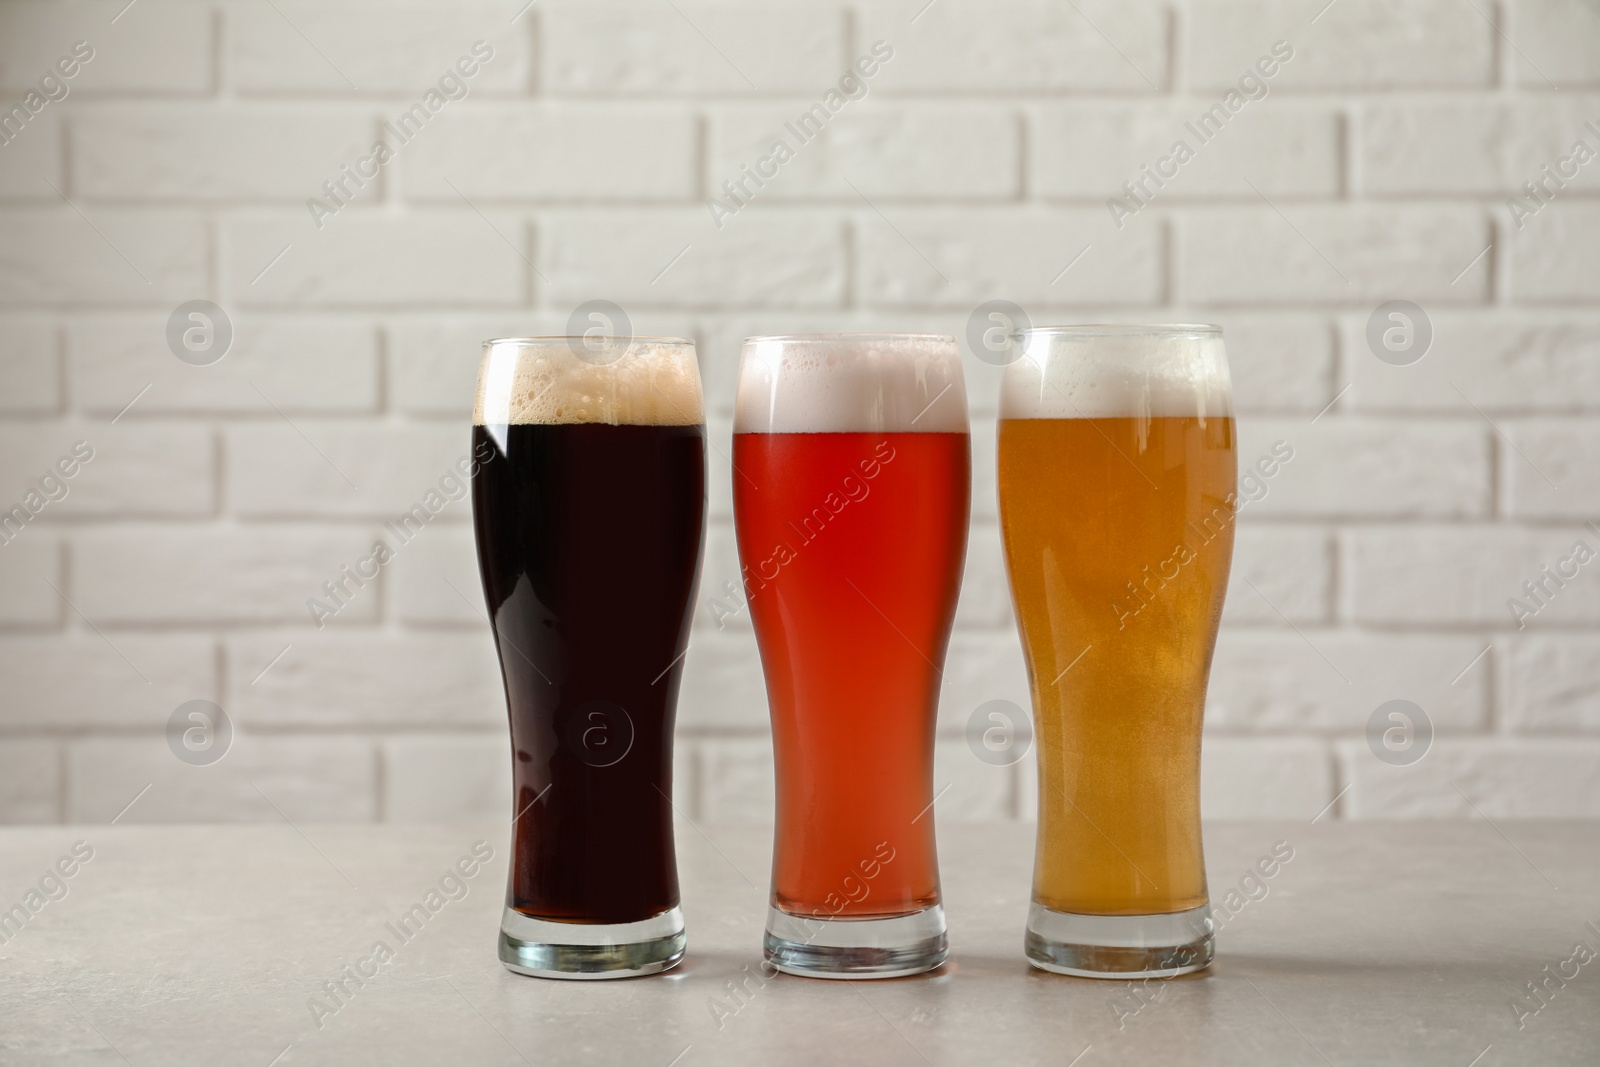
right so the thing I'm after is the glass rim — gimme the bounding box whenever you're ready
[741,332,957,345]
[482,335,694,347]
[1019,323,1222,338]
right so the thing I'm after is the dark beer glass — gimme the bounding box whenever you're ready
[472,336,706,978]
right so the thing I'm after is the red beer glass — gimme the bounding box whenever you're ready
[732,334,969,978]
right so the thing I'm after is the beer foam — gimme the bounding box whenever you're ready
[999,325,1234,420]
[735,334,968,434]
[473,338,704,426]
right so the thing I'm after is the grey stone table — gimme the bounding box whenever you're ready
[0,821,1597,1065]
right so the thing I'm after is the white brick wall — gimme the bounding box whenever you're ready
[1,0,1597,825]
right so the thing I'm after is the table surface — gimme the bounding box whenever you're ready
[1,820,1597,1066]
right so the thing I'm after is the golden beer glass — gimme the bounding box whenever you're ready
[998,325,1236,977]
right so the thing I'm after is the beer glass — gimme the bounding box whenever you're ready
[998,325,1235,978]
[733,333,969,978]
[472,336,706,978]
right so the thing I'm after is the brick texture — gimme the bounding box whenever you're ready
[0,0,1593,825]
[72,108,381,202]
[859,1,1168,92]
[1037,102,1340,199]
[0,635,215,730]
[1511,0,1600,88]
[1185,1,1493,90]
[0,740,59,823]
[0,1,212,95]
[541,4,844,96]
[1361,100,1600,195]
[228,3,529,96]
[401,105,698,201]
[0,317,57,413]
[0,210,207,304]
[710,104,1021,201]
[0,538,62,626]
[68,315,381,414]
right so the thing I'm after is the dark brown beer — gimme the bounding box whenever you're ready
[472,399,705,926]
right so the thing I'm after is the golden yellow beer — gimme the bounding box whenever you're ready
[999,415,1235,915]
[997,324,1236,976]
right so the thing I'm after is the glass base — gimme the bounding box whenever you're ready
[1024,903,1213,979]
[498,905,685,980]
[763,904,947,979]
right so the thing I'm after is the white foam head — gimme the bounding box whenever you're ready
[474,337,704,427]
[735,334,968,434]
[999,325,1233,420]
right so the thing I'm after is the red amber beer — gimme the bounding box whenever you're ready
[998,324,1236,978]
[733,333,969,978]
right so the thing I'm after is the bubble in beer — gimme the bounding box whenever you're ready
[475,337,702,428]
[166,699,233,766]
[1366,699,1432,767]
[735,333,966,434]
[566,700,634,767]
[966,699,1033,766]
[1365,300,1432,366]
[166,300,232,366]
[998,324,1233,421]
